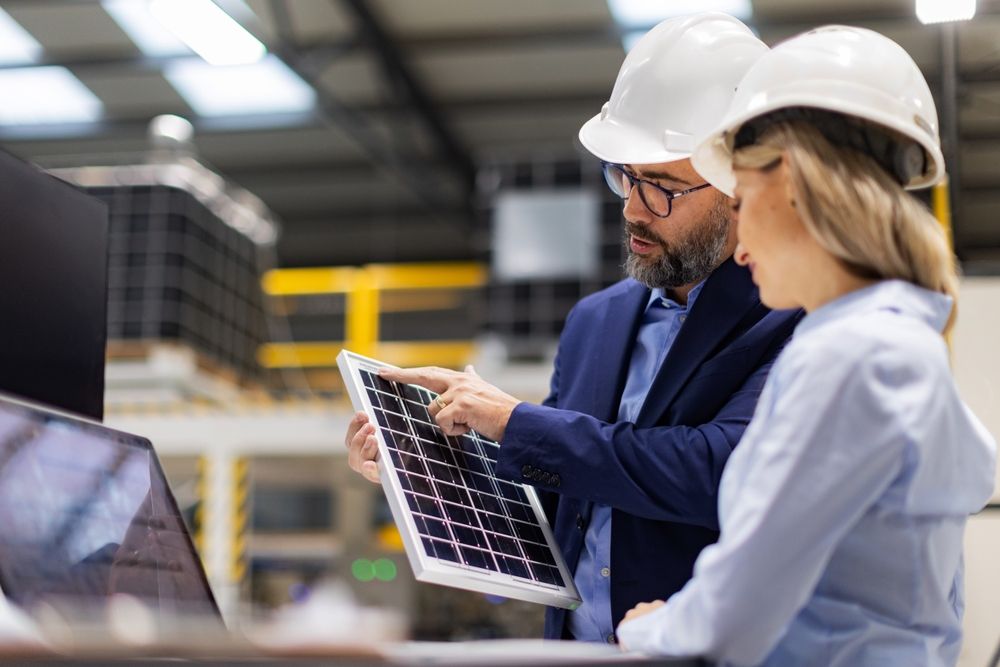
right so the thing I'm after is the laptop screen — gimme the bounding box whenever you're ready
[0,396,220,621]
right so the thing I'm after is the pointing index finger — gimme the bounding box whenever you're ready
[378,366,455,394]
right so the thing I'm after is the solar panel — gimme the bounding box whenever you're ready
[338,350,580,609]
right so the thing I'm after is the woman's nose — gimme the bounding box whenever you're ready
[734,243,751,266]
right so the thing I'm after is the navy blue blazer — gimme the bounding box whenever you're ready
[496,258,802,639]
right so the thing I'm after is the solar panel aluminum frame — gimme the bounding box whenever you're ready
[337,350,580,609]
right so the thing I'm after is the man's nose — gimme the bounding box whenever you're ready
[734,243,751,266]
[622,188,652,224]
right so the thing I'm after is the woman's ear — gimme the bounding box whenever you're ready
[780,152,798,211]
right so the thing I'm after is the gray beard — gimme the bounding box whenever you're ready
[623,197,731,289]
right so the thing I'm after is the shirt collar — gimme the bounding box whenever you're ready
[795,279,954,337]
[647,279,707,311]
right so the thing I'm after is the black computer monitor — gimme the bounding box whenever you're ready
[0,148,108,421]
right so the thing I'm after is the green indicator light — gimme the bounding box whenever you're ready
[352,558,375,582]
[373,558,397,581]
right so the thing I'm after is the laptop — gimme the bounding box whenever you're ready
[0,393,221,624]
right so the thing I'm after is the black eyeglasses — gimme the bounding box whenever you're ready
[601,162,711,218]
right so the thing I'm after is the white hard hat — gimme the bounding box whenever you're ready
[578,12,767,166]
[692,25,945,196]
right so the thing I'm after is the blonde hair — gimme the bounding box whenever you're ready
[732,121,959,334]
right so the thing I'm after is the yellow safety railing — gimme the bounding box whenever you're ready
[931,178,955,351]
[258,262,486,369]
[932,178,953,247]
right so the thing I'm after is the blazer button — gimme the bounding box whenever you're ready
[575,514,585,531]
[551,474,561,487]
[521,464,533,477]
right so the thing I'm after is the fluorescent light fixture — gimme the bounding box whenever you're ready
[149,0,265,66]
[0,67,102,125]
[0,8,43,65]
[103,0,190,57]
[164,55,315,116]
[608,0,752,28]
[916,0,976,24]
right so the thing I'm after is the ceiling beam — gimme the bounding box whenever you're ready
[2,86,995,146]
[337,0,475,195]
[963,182,1000,194]
[257,0,467,226]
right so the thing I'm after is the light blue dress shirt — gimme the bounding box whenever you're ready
[617,281,997,666]
[568,281,705,643]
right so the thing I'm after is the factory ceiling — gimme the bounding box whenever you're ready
[2,0,1000,268]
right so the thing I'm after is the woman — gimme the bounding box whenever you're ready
[615,26,996,666]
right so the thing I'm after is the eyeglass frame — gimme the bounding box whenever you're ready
[601,162,712,218]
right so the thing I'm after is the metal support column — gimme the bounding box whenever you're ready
[199,450,240,622]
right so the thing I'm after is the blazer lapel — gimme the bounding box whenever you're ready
[588,281,649,422]
[635,258,760,426]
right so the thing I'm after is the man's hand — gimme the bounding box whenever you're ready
[378,365,521,441]
[345,411,381,484]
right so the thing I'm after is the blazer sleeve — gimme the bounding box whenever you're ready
[496,346,777,531]
[530,313,566,525]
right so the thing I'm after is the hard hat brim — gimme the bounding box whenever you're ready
[579,113,694,166]
[692,84,946,197]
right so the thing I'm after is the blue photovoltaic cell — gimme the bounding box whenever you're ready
[360,370,564,588]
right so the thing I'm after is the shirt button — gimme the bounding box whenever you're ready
[600,567,610,578]
[575,514,585,531]
[606,634,616,644]
[679,314,687,322]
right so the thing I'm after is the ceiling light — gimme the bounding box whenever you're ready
[607,0,753,28]
[0,67,102,125]
[0,8,43,65]
[149,0,265,66]
[103,0,190,57]
[164,56,315,117]
[916,0,976,24]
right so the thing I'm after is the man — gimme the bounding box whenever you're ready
[345,13,801,643]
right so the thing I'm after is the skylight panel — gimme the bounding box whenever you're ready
[149,0,265,66]
[0,8,43,65]
[163,56,316,117]
[0,67,103,125]
[103,0,190,57]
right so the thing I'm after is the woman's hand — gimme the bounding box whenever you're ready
[618,600,666,651]
[623,599,666,623]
